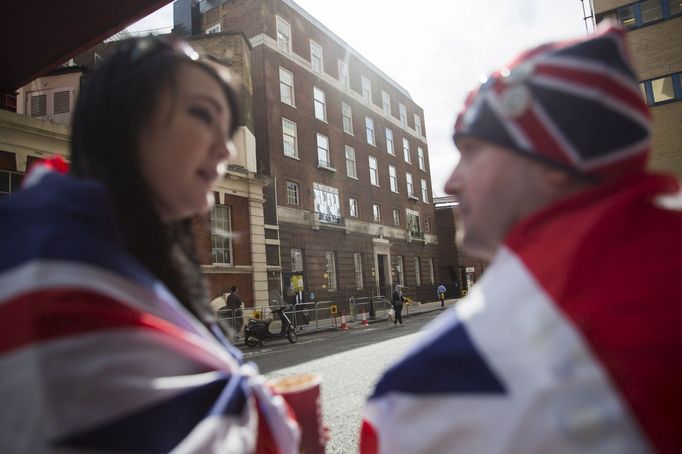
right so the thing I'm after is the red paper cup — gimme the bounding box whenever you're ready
[269,373,326,454]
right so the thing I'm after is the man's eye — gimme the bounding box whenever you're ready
[189,106,213,125]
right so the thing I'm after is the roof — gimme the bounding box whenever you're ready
[1,0,173,92]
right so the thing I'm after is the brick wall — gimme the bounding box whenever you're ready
[649,102,682,177]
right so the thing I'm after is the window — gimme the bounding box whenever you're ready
[669,0,682,16]
[342,102,353,134]
[365,116,376,145]
[651,75,675,103]
[282,118,298,158]
[276,16,291,54]
[617,5,636,29]
[211,205,232,264]
[345,146,357,178]
[349,198,359,217]
[354,253,364,289]
[418,147,426,170]
[338,60,349,88]
[389,165,398,192]
[641,72,682,105]
[317,133,332,168]
[640,0,663,24]
[0,170,23,198]
[279,67,295,106]
[414,115,422,136]
[399,103,407,127]
[421,179,429,203]
[286,181,299,205]
[382,91,391,115]
[395,256,404,285]
[325,251,337,290]
[372,203,381,222]
[313,86,327,121]
[424,217,431,233]
[362,76,372,103]
[310,40,323,74]
[386,128,395,155]
[607,0,682,29]
[406,209,421,236]
[428,258,435,285]
[26,88,73,124]
[314,182,342,224]
[392,208,400,226]
[291,248,303,272]
[369,156,379,186]
[414,257,421,286]
[402,137,411,163]
[406,173,415,197]
[206,23,221,34]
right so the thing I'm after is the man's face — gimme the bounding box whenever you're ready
[444,137,546,260]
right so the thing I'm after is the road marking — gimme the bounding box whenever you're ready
[297,337,327,345]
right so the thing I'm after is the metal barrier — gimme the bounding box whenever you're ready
[215,294,414,343]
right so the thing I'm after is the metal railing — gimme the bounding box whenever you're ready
[215,296,393,343]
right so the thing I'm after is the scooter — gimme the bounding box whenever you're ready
[244,306,297,347]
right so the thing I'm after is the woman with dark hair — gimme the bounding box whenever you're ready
[0,37,299,453]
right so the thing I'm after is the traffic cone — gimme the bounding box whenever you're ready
[339,313,349,330]
[361,311,369,326]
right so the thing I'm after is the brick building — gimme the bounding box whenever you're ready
[592,0,682,177]
[433,196,487,298]
[175,0,440,305]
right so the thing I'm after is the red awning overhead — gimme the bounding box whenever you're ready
[1,0,173,91]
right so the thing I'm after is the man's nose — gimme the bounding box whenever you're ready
[443,164,463,195]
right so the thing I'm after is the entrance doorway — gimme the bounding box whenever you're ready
[377,254,388,298]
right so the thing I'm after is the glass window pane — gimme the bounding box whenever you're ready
[617,6,636,29]
[640,0,663,23]
[668,0,682,15]
[651,76,675,103]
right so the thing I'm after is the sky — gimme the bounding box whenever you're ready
[127,0,590,196]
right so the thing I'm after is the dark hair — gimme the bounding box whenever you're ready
[231,286,237,292]
[70,36,240,326]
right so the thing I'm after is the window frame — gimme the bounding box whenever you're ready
[369,156,379,186]
[386,128,395,155]
[276,16,292,55]
[316,133,332,169]
[365,116,376,145]
[389,165,398,193]
[282,117,298,158]
[313,86,327,121]
[310,40,323,74]
[279,66,295,106]
[345,145,357,179]
[325,251,337,291]
[354,253,364,290]
[342,102,353,135]
[399,103,407,128]
[362,76,372,103]
[381,90,391,115]
[421,179,429,203]
[286,180,300,205]
[402,137,411,163]
[349,198,359,217]
[211,204,233,265]
[372,203,381,222]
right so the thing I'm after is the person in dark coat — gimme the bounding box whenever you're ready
[391,284,405,326]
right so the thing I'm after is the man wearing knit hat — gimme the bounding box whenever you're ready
[361,23,682,454]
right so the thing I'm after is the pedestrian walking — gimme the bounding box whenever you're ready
[226,285,245,336]
[437,284,447,309]
[361,23,682,453]
[391,284,405,326]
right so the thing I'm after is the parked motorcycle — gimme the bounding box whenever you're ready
[244,306,297,347]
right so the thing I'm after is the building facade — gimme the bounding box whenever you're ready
[592,0,682,177]
[433,196,487,298]
[176,0,440,305]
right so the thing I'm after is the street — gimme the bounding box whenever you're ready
[241,310,443,453]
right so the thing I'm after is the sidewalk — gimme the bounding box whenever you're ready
[234,298,459,346]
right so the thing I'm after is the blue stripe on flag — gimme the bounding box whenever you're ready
[370,320,506,399]
[54,373,248,452]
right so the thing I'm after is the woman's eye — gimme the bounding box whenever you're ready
[189,106,213,125]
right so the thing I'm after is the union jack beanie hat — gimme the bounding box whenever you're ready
[453,23,651,179]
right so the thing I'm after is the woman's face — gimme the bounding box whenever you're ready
[138,62,233,221]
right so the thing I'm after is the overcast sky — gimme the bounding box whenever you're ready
[127,0,590,196]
